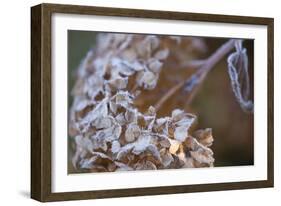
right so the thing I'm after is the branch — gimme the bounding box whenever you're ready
[154,39,236,111]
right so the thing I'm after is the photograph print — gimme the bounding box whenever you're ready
[68,31,254,174]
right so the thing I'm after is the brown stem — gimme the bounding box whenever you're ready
[154,39,236,111]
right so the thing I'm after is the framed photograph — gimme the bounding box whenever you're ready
[31,3,274,202]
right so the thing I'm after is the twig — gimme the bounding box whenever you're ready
[180,59,206,69]
[154,39,236,111]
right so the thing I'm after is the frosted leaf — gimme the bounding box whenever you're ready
[114,91,133,108]
[80,99,108,128]
[72,147,83,169]
[92,135,107,151]
[184,136,197,150]
[75,135,94,153]
[146,36,160,51]
[144,144,161,161]
[72,135,95,168]
[154,48,170,60]
[93,123,122,142]
[175,115,195,127]
[169,154,185,168]
[227,40,253,112]
[184,157,195,168]
[112,124,122,140]
[121,48,138,62]
[190,147,214,165]
[154,117,169,133]
[162,153,174,167]
[80,152,112,169]
[147,106,156,116]
[136,35,160,57]
[74,99,92,112]
[169,139,181,154]
[171,109,185,122]
[117,34,133,51]
[174,126,188,142]
[115,113,126,125]
[143,116,156,132]
[172,109,195,128]
[92,57,110,77]
[148,58,163,74]
[111,140,121,154]
[125,123,141,143]
[84,75,104,100]
[111,34,127,48]
[93,116,114,129]
[109,101,118,114]
[122,60,145,72]
[177,151,187,163]
[125,108,138,123]
[132,135,151,155]
[161,150,174,167]
[136,71,158,90]
[80,156,99,169]
[111,58,135,76]
[108,76,128,90]
[159,138,171,148]
[115,161,133,171]
[156,117,167,126]
[116,143,134,161]
[135,160,157,170]
[193,128,213,147]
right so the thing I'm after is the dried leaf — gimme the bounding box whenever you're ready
[227,40,253,112]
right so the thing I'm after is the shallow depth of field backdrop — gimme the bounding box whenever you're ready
[68,30,254,173]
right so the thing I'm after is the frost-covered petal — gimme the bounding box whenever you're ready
[93,116,114,129]
[108,76,128,90]
[169,139,181,154]
[80,99,108,128]
[125,123,141,143]
[136,71,158,90]
[114,91,134,108]
[111,140,121,154]
[148,58,163,74]
[115,113,126,125]
[125,108,138,123]
[190,148,214,165]
[174,126,188,142]
[135,160,157,170]
[115,161,133,171]
[193,128,213,147]
[91,134,107,151]
[111,58,135,76]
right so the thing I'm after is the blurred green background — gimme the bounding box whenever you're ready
[68,30,254,168]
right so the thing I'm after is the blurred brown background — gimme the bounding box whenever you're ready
[68,30,254,167]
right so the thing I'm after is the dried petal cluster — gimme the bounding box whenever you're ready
[69,33,214,172]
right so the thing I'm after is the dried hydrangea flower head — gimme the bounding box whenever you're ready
[69,33,214,172]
